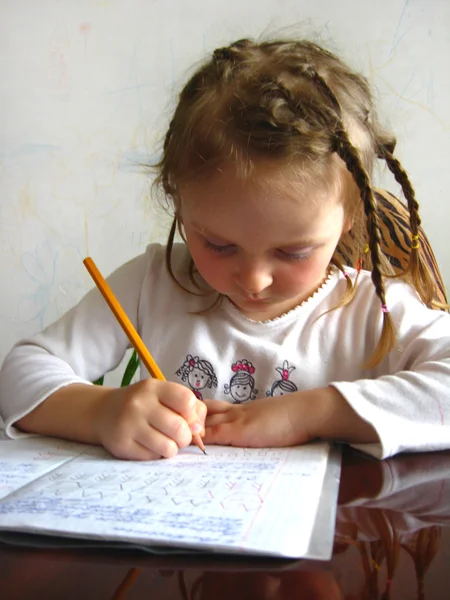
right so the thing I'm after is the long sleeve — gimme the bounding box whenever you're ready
[0,250,150,437]
[330,275,450,459]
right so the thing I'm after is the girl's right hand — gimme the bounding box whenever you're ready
[94,379,206,461]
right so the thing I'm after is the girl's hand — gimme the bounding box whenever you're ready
[203,394,315,448]
[94,379,206,460]
[203,387,379,448]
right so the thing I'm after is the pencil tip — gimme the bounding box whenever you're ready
[202,448,207,455]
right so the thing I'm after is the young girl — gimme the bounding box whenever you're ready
[0,38,449,461]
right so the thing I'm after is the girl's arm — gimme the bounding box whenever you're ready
[0,251,149,437]
[16,383,109,445]
[203,386,378,449]
[0,245,206,460]
[17,380,206,460]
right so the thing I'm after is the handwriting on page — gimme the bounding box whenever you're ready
[0,437,85,500]
[0,443,330,556]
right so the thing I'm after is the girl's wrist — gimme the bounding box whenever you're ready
[286,386,379,445]
[17,383,113,446]
[317,386,379,443]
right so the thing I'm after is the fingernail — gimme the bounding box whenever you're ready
[191,421,202,433]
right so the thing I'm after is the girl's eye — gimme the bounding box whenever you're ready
[204,239,236,254]
[277,248,312,261]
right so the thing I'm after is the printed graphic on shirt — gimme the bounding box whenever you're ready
[176,354,218,400]
[224,359,258,404]
[266,361,298,397]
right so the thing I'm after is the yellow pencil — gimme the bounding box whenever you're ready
[83,257,206,455]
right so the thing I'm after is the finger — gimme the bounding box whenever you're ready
[107,439,163,461]
[205,411,234,428]
[157,381,200,423]
[135,424,181,458]
[203,420,237,446]
[192,400,207,434]
[203,398,232,414]
[144,403,193,449]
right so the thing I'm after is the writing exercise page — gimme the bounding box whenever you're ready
[0,442,330,558]
[0,436,87,500]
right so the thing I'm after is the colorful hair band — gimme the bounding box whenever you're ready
[364,244,370,253]
[411,234,419,250]
[381,303,389,313]
[356,257,362,273]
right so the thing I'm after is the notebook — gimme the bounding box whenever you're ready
[0,435,341,559]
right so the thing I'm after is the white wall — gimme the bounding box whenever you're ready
[1,0,449,363]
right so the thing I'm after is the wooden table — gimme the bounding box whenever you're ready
[1,447,449,599]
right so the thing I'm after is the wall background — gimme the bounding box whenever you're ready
[1,0,449,366]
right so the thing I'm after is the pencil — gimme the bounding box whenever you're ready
[83,257,207,455]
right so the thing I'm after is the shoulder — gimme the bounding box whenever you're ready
[142,242,193,286]
[139,243,213,313]
[345,267,423,307]
[345,267,450,330]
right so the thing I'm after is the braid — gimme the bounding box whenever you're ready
[289,68,396,366]
[211,39,254,82]
[380,148,438,308]
[381,150,420,232]
[334,127,396,366]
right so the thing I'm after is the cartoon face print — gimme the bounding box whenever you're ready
[230,378,252,403]
[266,361,298,397]
[176,355,218,400]
[188,368,210,392]
[224,360,258,404]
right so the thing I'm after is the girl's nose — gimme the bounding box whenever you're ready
[236,262,273,295]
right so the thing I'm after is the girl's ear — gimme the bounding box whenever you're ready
[343,217,353,234]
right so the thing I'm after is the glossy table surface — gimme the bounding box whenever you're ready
[1,446,449,599]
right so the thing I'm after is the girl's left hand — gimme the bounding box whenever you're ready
[202,394,314,448]
[203,386,379,448]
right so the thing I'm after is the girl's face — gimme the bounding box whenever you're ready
[180,162,349,321]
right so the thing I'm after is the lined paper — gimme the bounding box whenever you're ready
[0,437,332,558]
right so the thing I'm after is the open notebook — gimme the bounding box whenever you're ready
[0,435,341,560]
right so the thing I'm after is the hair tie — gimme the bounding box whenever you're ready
[411,234,420,250]
[364,244,370,254]
[381,304,389,313]
[356,257,362,273]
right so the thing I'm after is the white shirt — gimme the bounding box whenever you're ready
[1,243,449,459]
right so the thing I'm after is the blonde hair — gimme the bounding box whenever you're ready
[154,37,442,367]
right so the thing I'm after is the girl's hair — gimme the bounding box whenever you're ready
[154,37,442,367]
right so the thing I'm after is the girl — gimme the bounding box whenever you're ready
[0,38,449,461]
